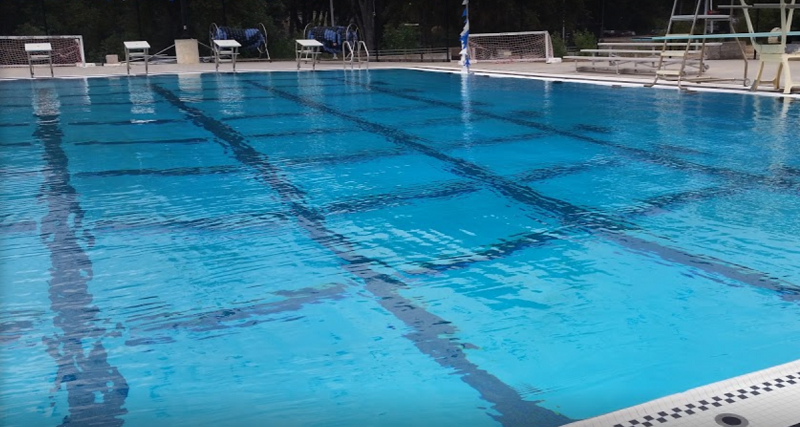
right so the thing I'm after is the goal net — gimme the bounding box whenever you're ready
[468,31,554,63]
[0,36,86,67]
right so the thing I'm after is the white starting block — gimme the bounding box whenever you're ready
[124,41,151,75]
[213,39,241,72]
[25,43,53,78]
[296,39,324,70]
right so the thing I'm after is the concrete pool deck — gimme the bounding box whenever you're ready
[1,57,799,99]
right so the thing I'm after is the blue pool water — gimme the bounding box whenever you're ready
[1,69,800,427]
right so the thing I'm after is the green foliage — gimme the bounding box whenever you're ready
[381,24,420,50]
[573,29,596,52]
[0,0,682,61]
[551,33,567,58]
[13,22,47,36]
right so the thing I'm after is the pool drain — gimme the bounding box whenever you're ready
[715,413,749,427]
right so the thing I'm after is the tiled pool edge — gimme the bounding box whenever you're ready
[2,61,799,99]
[413,65,800,100]
[565,359,800,427]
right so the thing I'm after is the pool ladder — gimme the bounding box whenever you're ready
[343,41,370,70]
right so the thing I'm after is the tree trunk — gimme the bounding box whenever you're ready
[356,0,376,50]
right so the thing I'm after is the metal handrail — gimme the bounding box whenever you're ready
[343,40,370,69]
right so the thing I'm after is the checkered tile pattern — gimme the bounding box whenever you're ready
[612,372,800,427]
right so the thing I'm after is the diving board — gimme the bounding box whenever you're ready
[650,31,800,41]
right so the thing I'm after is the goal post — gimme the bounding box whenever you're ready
[468,31,555,63]
[0,35,86,67]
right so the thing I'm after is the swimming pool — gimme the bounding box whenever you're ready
[1,69,799,427]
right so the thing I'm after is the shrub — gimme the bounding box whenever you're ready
[551,33,567,57]
[573,29,597,52]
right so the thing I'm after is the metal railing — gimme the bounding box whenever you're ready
[343,40,370,69]
[373,47,450,62]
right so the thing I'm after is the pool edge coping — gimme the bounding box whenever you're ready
[2,63,799,99]
[563,358,800,427]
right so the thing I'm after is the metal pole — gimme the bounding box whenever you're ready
[40,0,49,35]
[330,0,335,26]
[601,0,606,40]
[373,0,378,61]
[136,0,143,40]
[179,0,189,38]
[222,0,227,26]
[561,0,566,40]
[754,9,760,59]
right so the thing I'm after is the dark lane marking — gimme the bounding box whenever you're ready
[621,185,745,216]
[0,142,33,147]
[279,148,406,167]
[200,94,275,102]
[0,319,36,344]
[74,137,208,146]
[338,75,800,194]
[34,105,129,426]
[128,283,349,335]
[92,211,290,234]
[0,123,28,127]
[412,230,564,274]
[322,91,375,97]
[64,130,547,179]
[408,183,800,301]
[515,158,620,182]
[75,165,241,178]
[222,112,318,121]
[324,181,481,215]
[152,83,572,427]
[68,118,180,126]
[0,220,38,233]
[320,160,608,217]
[247,128,354,139]
[349,104,440,114]
[249,80,800,300]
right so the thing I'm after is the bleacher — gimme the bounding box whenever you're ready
[563,41,722,74]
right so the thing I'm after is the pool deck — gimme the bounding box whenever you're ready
[1,57,799,99]
[2,58,799,426]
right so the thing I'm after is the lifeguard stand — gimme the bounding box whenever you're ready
[649,0,749,88]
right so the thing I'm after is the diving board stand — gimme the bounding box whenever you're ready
[25,43,53,78]
[296,39,323,70]
[647,0,750,89]
[124,41,150,75]
[650,0,800,94]
[213,39,241,72]
[719,0,800,94]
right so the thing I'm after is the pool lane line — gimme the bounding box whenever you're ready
[246,80,800,300]
[222,111,322,121]
[34,100,129,426]
[125,283,350,339]
[73,137,209,146]
[246,127,355,139]
[65,130,547,178]
[407,185,746,274]
[67,118,181,126]
[322,180,481,215]
[320,159,616,217]
[74,165,241,178]
[151,83,574,427]
[91,210,291,235]
[0,220,38,234]
[336,75,800,196]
